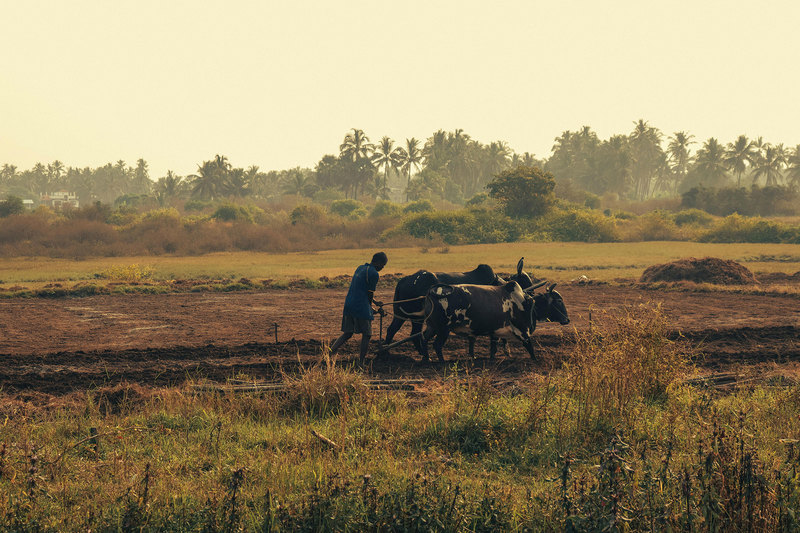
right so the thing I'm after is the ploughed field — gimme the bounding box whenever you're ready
[1,283,799,396]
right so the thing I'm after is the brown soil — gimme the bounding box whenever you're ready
[640,257,758,285]
[1,284,799,398]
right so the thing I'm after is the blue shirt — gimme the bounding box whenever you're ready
[343,263,379,319]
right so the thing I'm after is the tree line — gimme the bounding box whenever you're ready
[1,122,799,209]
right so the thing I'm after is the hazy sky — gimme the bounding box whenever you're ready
[2,1,799,179]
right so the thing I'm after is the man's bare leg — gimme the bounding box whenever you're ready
[359,334,371,362]
[329,332,352,356]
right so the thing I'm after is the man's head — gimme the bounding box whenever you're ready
[371,251,388,271]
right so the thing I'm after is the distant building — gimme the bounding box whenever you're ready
[22,199,35,210]
[40,191,79,210]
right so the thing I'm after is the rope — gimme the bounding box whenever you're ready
[377,295,426,306]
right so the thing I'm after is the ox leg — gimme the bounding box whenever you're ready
[384,317,404,345]
[489,336,498,359]
[523,338,536,359]
[419,327,436,363]
[410,321,424,355]
[432,329,449,363]
[468,337,475,359]
[501,339,510,357]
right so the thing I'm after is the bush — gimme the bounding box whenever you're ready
[465,193,490,207]
[395,208,519,244]
[681,185,799,216]
[329,199,366,219]
[402,199,434,214]
[0,196,25,217]
[99,264,155,282]
[211,203,264,223]
[290,204,325,225]
[625,211,682,241]
[184,199,214,212]
[542,207,619,242]
[370,200,401,218]
[699,214,800,244]
[65,201,112,222]
[311,188,345,205]
[673,208,713,226]
[486,165,556,218]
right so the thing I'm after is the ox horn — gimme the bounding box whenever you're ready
[524,280,548,292]
[547,282,558,292]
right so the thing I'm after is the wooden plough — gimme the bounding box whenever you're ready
[192,378,424,394]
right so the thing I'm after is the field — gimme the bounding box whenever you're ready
[2,241,800,289]
[2,242,800,530]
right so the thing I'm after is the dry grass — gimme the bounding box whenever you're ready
[1,242,799,290]
[562,303,692,431]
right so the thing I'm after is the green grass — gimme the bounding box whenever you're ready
[1,241,799,289]
[2,306,800,530]
[2,372,799,530]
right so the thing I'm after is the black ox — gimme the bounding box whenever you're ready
[419,281,570,362]
[383,258,534,355]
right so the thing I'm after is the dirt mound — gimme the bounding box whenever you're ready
[640,257,758,285]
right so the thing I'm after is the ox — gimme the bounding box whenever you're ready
[418,281,570,362]
[383,258,534,355]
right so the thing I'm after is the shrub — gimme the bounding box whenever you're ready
[211,203,264,223]
[402,199,434,214]
[98,264,155,282]
[699,214,800,244]
[184,199,214,212]
[329,199,366,219]
[290,204,325,225]
[65,201,113,222]
[311,188,345,205]
[486,165,556,218]
[395,208,518,244]
[465,193,490,207]
[542,207,619,242]
[0,196,25,217]
[673,208,713,226]
[370,200,401,218]
[625,211,682,241]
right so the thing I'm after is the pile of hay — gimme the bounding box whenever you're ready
[640,257,758,285]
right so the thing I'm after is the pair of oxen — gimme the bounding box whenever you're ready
[382,258,570,362]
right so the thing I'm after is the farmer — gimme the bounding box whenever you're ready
[329,251,388,362]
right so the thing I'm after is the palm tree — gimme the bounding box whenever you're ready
[68,168,95,205]
[723,135,757,187]
[0,164,17,188]
[371,136,403,199]
[29,163,50,196]
[132,158,152,195]
[751,144,786,186]
[694,138,729,187]
[398,138,424,201]
[190,160,225,200]
[666,131,694,193]
[280,168,313,196]
[339,128,374,163]
[786,145,800,189]
[629,120,665,199]
[47,160,65,188]
[485,141,511,176]
[153,171,184,206]
[422,130,450,172]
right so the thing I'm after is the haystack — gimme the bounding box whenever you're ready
[640,257,757,285]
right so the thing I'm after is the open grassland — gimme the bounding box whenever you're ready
[2,306,800,531]
[1,241,799,290]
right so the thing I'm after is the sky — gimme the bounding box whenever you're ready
[1,0,799,179]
